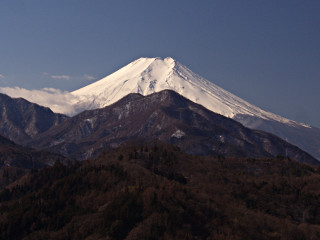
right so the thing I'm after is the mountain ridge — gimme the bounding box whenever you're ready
[72,57,308,127]
[70,57,320,160]
[0,133,66,189]
[0,93,69,144]
[0,57,318,160]
[28,90,318,165]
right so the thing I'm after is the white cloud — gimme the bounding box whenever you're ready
[0,74,5,79]
[0,87,86,116]
[44,73,95,81]
[84,74,95,80]
[51,75,71,80]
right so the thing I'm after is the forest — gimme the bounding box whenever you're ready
[1,142,320,240]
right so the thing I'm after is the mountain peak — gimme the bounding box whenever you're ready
[72,56,180,108]
[71,57,293,124]
[31,89,319,165]
[137,56,176,61]
[130,57,176,68]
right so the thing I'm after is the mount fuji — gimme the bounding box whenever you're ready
[72,57,301,125]
[71,57,320,160]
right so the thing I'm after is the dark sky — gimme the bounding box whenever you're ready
[0,0,319,127]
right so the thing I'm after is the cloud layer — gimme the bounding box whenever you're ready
[84,74,95,80]
[0,87,83,116]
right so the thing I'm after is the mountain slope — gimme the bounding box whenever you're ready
[234,114,320,162]
[71,57,320,160]
[1,143,320,240]
[29,90,318,165]
[72,57,298,124]
[0,93,69,144]
[0,134,65,189]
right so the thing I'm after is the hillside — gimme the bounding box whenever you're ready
[0,93,68,144]
[1,143,320,240]
[0,134,65,189]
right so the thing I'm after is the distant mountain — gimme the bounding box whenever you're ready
[28,90,318,165]
[0,93,68,144]
[71,57,320,160]
[234,114,320,163]
[0,134,65,189]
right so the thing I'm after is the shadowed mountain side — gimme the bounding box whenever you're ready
[0,93,68,144]
[0,135,66,189]
[234,114,320,160]
[27,90,318,165]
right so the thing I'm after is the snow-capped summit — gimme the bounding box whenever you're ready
[0,56,318,160]
[72,57,304,127]
[72,57,320,161]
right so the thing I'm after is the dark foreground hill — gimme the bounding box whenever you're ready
[1,143,320,240]
[28,90,318,165]
[0,135,65,189]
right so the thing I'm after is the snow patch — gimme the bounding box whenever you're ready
[171,129,186,139]
[84,118,94,128]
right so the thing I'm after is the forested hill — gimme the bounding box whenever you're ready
[0,134,65,190]
[1,142,320,240]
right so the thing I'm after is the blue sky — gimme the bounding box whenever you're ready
[0,0,319,127]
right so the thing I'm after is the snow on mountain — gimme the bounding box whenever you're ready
[71,57,320,161]
[0,57,318,160]
[72,57,308,128]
